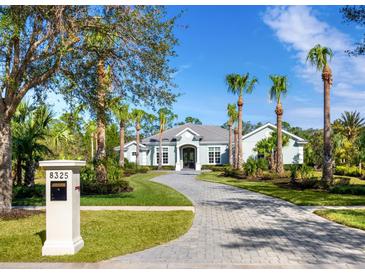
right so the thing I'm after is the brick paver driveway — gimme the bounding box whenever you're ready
[108,171,365,268]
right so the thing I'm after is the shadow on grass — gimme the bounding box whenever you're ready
[35,230,46,245]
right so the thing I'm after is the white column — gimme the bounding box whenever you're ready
[175,146,181,171]
[195,146,201,171]
[39,160,86,256]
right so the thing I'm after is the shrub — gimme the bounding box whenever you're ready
[289,164,316,189]
[330,184,365,195]
[13,185,44,200]
[244,157,258,177]
[335,165,363,178]
[80,164,133,194]
[256,158,269,171]
[223,166,245,178]
[81,179,132,195]
[201,165,228,172]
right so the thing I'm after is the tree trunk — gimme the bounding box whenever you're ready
[228,123,233,166]
[24,159,35,187]
[136,123,141,167]
[234,127,239,169]
[90,133,94,161]
[119,121,125,167]
[158,130,163,170]
[0,119,13,210]
[276,103,284,176]
[322,65,333,186]
[14,157,22,185]
[95,58,107,183]
[237,96,243,170]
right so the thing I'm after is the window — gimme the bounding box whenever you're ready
[157,147,169,164]
[208,147,221,164]
[132,152,136,156]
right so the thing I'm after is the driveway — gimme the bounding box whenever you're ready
[108,171,365,268]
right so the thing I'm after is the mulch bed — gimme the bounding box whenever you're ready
[0,209,43,221]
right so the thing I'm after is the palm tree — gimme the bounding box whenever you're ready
[112,103,130,167]
[131,109,146,166]
[12,105,54,186]
[234,127,239,169]
[227,103,238,167]
[157,108,177,170]
[269,75,288,176]
[225,73,258,170]
[307,44,334,186]
[338,111,365,141]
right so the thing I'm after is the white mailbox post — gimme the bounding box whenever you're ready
[39,160,86,256]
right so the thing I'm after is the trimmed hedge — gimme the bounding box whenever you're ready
[201,165,228,172]
[330,184,365,195]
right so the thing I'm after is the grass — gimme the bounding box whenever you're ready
[0,210,194,262]
[198,172,365,206]
[315,209,365,231]
[13,172,192,206]
[312,171,365,185]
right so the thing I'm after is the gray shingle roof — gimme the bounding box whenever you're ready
[142,123,229,144]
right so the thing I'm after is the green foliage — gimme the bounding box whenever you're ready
[223,166,245,178]
[201,165,229,172]
[335,165,364,178]
[176,116,202,125]
[306,44,333,71]
[80,164,133,195]
[225,73,258,96]
[244,157,258,177]
[13,185,44,200]
[269,75,288,103]
[289,164,314,182]
[330,185,365,195]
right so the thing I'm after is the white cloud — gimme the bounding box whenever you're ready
[263,6,365,126]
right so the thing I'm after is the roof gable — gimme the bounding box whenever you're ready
[242,123,307,143]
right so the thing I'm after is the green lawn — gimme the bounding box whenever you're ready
[13,172,192,206]
[315,209,365,231]
[0,210,194,262]
[198,172,365,206]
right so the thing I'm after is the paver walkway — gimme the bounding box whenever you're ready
[108,171,365,268]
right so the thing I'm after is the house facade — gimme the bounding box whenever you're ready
[114,123,307,171]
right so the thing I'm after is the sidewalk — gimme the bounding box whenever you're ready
[13,206,195,212]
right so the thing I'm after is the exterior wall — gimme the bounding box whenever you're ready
[199,144,229,165]
[124,144,148,165]
[242,127,304,164]
[149,145,176,166]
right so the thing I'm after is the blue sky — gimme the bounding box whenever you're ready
[42,6,365,129]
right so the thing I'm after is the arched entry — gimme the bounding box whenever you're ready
[182,146,196,169]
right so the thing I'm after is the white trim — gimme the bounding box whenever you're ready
[242,123,307,143]
[175,127,200,137]
[114,141,147,151]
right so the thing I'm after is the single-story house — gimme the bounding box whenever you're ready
[114,123,308,171]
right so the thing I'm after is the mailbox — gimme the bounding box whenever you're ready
[50,181,67,201]
[39,160,86,256]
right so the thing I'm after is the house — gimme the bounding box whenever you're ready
[114,123,307,171]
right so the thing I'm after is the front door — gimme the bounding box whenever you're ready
[183,147,195,169]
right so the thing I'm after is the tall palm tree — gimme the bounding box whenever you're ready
[227,103,238,167]
[157,108,177,170]
[307,44,334,186]
[226,73,258,170]
[131,109,146,166]
[269,75,288,176]
[234,127,239,169]
[339,111,365,141]
[112,103,130,167]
